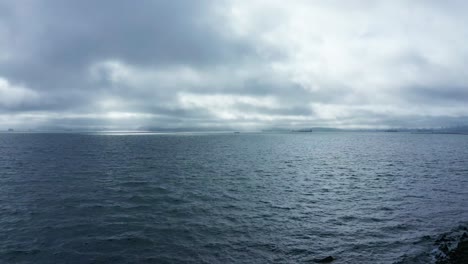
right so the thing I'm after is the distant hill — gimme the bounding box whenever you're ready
[262,125,468,134]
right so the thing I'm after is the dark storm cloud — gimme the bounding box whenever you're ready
[1,0,468,130]
[0,0,254,111]
[28,0,248,67]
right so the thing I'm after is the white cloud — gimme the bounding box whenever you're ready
[222,0,468,102]
[90,60,206,88]
[0,77,39,108]
[178,92,280,120]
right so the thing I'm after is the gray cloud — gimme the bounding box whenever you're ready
[1,0,468,130]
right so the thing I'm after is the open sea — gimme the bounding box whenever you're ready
[0,132,467,263]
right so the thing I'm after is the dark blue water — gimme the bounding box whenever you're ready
[0,132,467,263]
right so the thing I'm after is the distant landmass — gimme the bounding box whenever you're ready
[263,125,468,135]
[3,125,468,134]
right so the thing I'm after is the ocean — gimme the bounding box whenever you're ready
[1,132,467,263]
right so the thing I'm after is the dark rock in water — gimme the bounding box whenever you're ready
[436,234,451,244]
[461,232,468,241]
[450,240,468,264]
[435,230,468,264]
[314,256,334,263]
[439,244,450,254]
[438,240,468,264]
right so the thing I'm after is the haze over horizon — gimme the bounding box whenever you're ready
[1,0,468,131]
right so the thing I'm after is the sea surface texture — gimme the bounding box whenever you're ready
[0,132,467,263]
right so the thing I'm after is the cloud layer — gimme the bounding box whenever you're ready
[1,0,468,130]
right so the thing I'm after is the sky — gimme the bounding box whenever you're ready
[1,0,468,131]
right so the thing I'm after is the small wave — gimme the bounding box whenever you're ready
[381,223,412,232]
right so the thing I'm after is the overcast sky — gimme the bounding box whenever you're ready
[1,0,468,130]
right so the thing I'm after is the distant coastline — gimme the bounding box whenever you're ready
[3,125,468,135]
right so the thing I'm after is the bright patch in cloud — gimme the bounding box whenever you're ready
[0,77,39,108]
